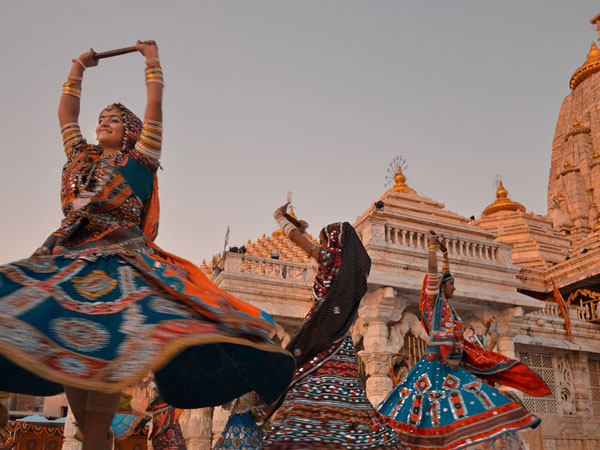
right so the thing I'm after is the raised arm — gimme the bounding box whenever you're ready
[273,202,323,260]
[58,49,98,128]
[136,40,163,123]
[132,41,163,165]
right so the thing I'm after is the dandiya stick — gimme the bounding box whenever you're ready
[93,46,138,60]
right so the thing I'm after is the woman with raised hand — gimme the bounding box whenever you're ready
[378,231,549,450]
[261,202,402,449]
[0,42,294,450]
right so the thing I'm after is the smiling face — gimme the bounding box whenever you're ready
[96,107,125,150]
[443,277,456,299]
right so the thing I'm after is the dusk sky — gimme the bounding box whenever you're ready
[0,1,598,264]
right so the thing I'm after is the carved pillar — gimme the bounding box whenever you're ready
[569,353,592,419]
[223,252,242,272]
[359,217,386,247]
[357,286,406,406]
[61,409,81,450]
[495,307,523,359]
[179,408,214,450]
[211,406,230,447]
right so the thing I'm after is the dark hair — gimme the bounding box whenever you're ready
[440,272,454,295]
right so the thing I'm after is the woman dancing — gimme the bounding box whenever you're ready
[0,42,294,450]
[378,232,550,449]
[261,203,402,449]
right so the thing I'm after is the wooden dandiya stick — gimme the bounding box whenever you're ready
[93,46,138,60]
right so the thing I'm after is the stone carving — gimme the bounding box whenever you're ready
[556,357,576,417]
[179,408,214,450]
[388,311,427,353]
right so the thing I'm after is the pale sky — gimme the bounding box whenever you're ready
[0,1,598,264]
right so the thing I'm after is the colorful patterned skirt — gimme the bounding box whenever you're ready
[378,351,539,450]
[261,334,402,449]
[0,243,295,408]
[214,411,263,450]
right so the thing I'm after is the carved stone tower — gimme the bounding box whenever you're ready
[548,14,600,240]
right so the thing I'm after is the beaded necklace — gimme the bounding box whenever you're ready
[98,151,124,163]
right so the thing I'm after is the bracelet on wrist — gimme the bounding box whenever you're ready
[72,58,87,71]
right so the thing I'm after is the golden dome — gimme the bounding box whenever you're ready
[390,165,416,194]
[570,42,600,90]
[482,181,526,216]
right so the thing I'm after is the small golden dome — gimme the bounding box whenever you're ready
[390,165,416,194]
[573,118,581,127]
[564,160,570,169]
[570,42,600,90]
[482,181,526,216]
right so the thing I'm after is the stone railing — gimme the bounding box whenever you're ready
[576,300,596,322]
[223,252,314,283]
[530,303,593,322]
[383,224,501,262]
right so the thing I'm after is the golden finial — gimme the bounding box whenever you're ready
[570,39,600,89]
[564,160,570,169]
[573,118,581,127]
[591,13,600,41]
[482,179,526,216]
[385,156,416,194]
[594,150,599,158]
[594,216,600,232]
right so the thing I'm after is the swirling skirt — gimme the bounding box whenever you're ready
[261,335,402,449]
[378,351,539,450]
[214,411,262,450]
[0,248,295,408]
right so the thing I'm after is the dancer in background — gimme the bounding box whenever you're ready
[0,42,294,450]
[378,232,550,450]
[214,392,266,450]
[261,202,402,449]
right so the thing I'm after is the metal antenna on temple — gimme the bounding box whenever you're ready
[384,155,407,188]
[493,174,502,190]
[223,226,230,255]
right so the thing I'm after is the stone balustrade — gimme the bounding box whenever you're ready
[223,252,314,283]
[530,302,593,322]
[383,224,500,262]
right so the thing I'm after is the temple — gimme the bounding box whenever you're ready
[4,12,600,450]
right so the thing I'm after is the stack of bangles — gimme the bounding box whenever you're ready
[427,240,437,252]
[145,58,164,86]
[274,211,297,237]
[62,82,82,98]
